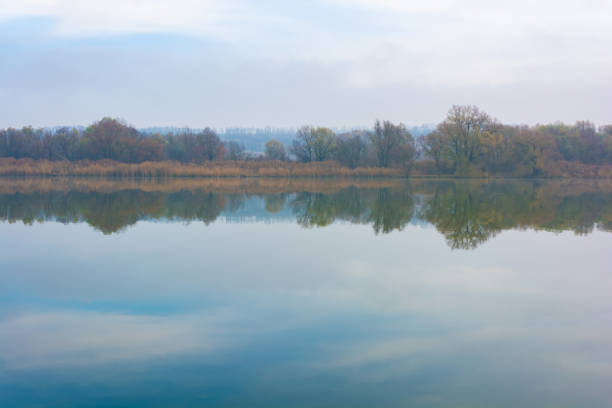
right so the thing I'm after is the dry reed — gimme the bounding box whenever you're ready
[0,158,403,178]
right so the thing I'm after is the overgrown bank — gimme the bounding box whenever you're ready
[2,105,612,178]
[2,157,612,178]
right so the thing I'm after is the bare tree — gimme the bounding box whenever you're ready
[335,131,366,168]
[436,105,495,171]
[290,126,315,162]
[369,120,413,168]
[290,127,336,162]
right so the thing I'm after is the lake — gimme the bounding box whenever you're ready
[1,177,611,407]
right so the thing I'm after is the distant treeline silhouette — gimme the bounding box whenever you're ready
[1,179,610,248]
[1,105,612,177]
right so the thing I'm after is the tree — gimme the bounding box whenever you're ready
[290,126,315,162]
[601,126,612,164]
[369,120,414,168]
[335,131,366,168]
[311,127,336,161]
[290,127,336,162]
[510,127,561,177]
[574,121,603,164]
[225,141,245,160]
[199,128,225,161]
[0,127,43,159]
[265,139,287,160]
[83,118,140,161]
[135,135,165,162]
[436,105,496,174]
[43,127,81,161]
[420,131,446,173]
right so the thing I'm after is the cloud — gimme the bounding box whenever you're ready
[0,0,246,36]
[0,0,611,124]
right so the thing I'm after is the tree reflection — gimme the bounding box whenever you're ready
[367,188,414,234]
[0,180,610,248]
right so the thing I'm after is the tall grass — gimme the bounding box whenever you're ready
[0,158,403,178]
[2,157,611,179]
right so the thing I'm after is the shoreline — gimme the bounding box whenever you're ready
[1,158,611,179]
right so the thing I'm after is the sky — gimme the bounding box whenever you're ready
[1,0,611,128]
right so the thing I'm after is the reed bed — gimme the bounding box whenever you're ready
[2,158,611,182]
[0,158,403,178]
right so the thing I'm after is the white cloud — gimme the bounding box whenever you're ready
[0,0,611,123]
[0,0,245,36]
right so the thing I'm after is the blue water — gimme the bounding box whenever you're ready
[1,179,611,407]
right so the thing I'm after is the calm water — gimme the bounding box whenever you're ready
[1,178,611,407]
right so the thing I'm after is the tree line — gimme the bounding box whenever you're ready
[1,106,611,177]
[419,106,612,176]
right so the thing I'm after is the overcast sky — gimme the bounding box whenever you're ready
[1,0,611,128]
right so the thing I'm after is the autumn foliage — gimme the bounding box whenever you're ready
[1,107,612,178]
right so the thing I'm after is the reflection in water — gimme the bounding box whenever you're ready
[1,178,612,407]
[1,178,611,248]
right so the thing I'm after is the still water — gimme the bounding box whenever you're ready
[1,178,611,407]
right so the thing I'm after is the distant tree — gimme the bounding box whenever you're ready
[369,120,415,168]
[574,121,603,164]
[135,135,165,162]
[510,127,561,177]
[163,128,224,162]
[435,105,496,174]
[310,127,336,161]
[600,125,612,136]
[335,131,366,168]
[0,127,43,159]
[2,110,611,173]
[420,131,446,173]
[538,122,580,162]
[265,139,287,160]
[199,128,225,161]
[82,118,140,161]
[601,125,612,164]
[290,126,336,162]
[225,141,245,161]
[290,126,336,163]
[290,126,315,162]
[43,127,81,161]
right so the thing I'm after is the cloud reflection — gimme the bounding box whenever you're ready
[0,310,236,370]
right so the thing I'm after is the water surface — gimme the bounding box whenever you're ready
[1,178,611,407]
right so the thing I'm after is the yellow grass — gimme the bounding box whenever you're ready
[0,158,403,178]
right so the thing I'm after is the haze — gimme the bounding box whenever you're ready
[1,0,611,127]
